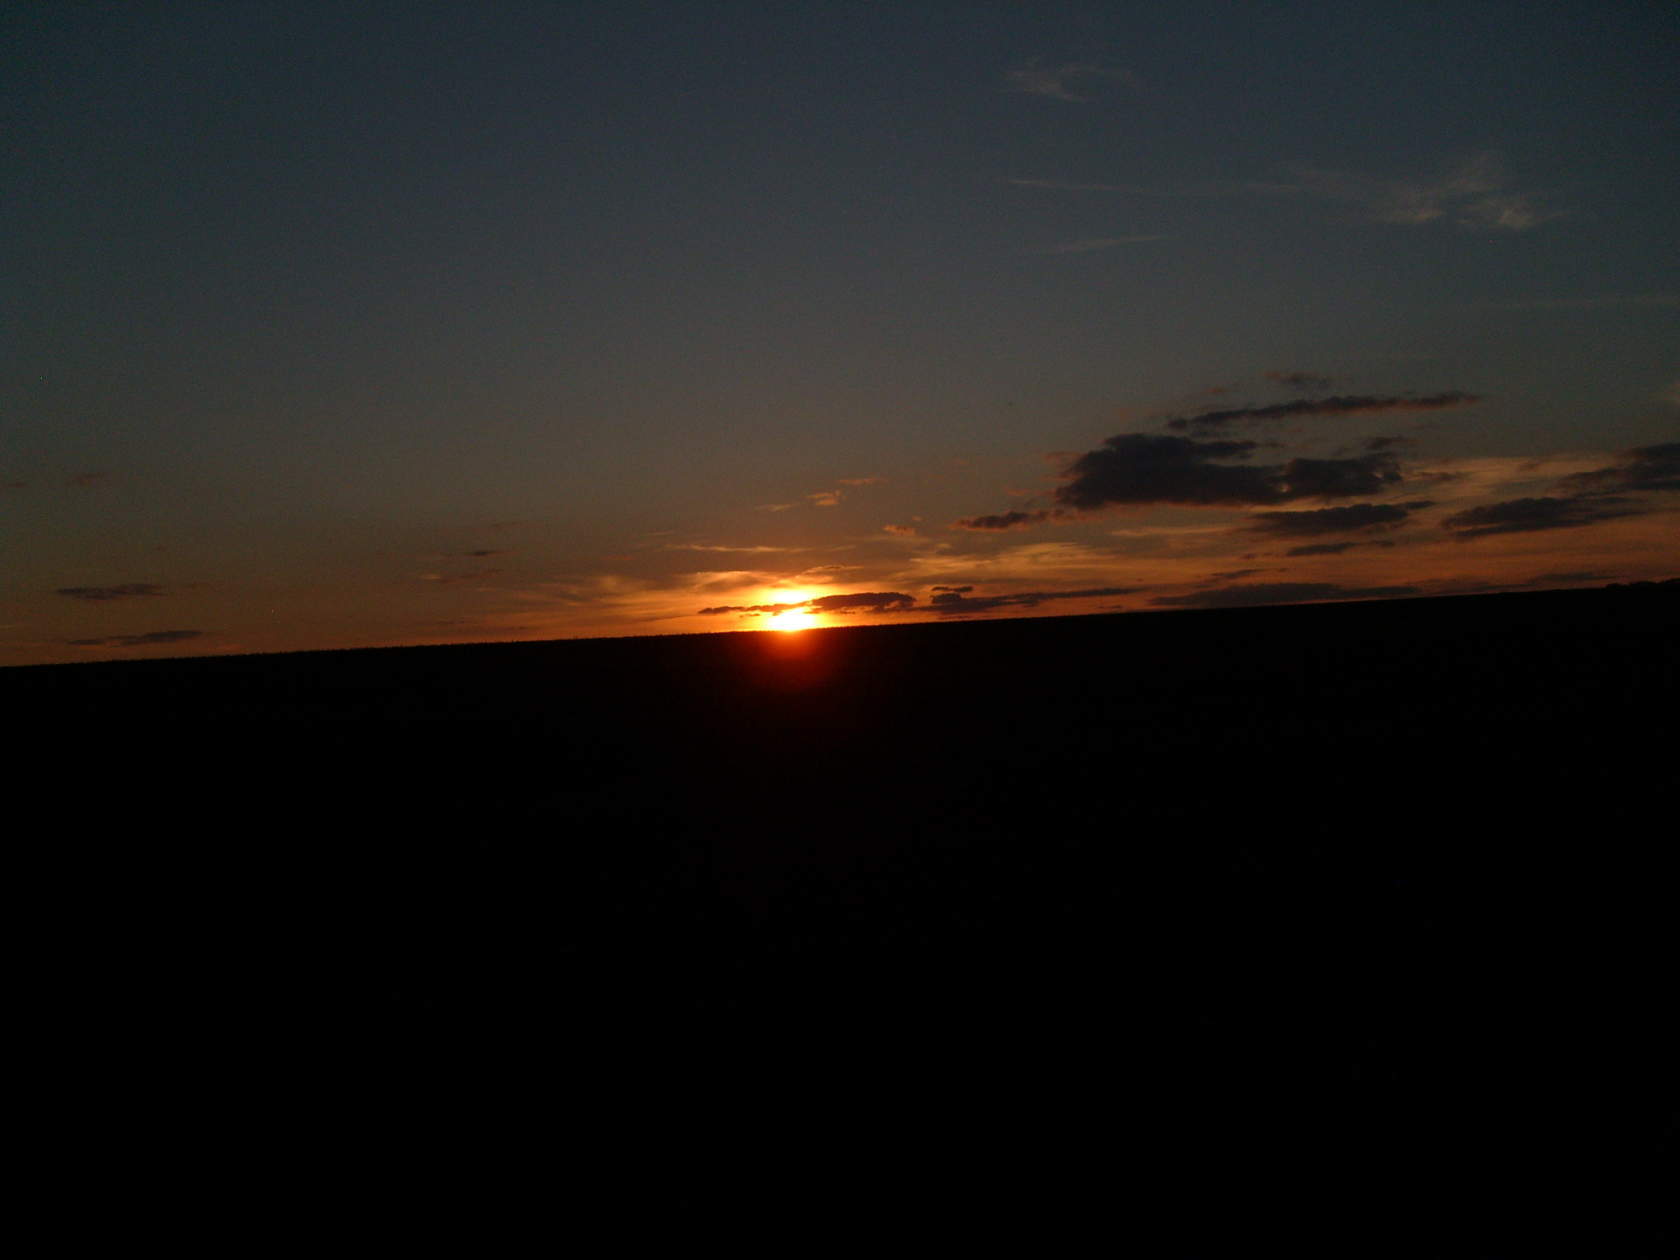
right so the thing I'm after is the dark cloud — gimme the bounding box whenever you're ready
[1152,582,1420,610]
[56,583,166,601]
[928,586,1138,616]
[1265,371,1334,390]
[1284,540,1398,556]
[1557,443,1680,494]
[1165,392,1480,433]
[1201,568,1264,583]
[1247,501,1429,537]
[457,549,508,558]
[952,509,1054,531]
[1054,434,1402,511]
[806,591,915,614]
[65,629,204,647]
[882,523,920,536]
[698,591,914,616]
[1,479,27,490]
[1363,434,1415,453]
[1440,496,1639,540]
[68,472,108,487]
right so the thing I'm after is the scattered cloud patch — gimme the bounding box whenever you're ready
[1165,392,1480,433]
[1005,59,1137,102]
[65,629,204,648]
[953,509,1056,531]
[699,590,914,617]
[1152,582,1419,610]
[929,585,1139,616]
[419,569,503,584]
[1557,443,1680,494]
[1246,501,1430,537]
[1284,540,1398,557]
[1285,152,1558,231]
[1054,434,1402,511]
[1440,496,1639,540]
[1265,371,1334,390]
[56,583,167,601]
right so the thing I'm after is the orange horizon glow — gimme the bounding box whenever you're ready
[767,607,820,632]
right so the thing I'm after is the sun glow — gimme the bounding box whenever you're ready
[767,607,818,632]
[762,588,821,632]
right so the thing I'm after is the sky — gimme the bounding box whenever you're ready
[4,1,1677,664]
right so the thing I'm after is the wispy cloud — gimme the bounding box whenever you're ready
[662,543,804,553]
[1246,501,1432,537]
[1440,496,1639,540]
[699,591,914,617]
[1165,391,1481,433]
[1009,152,1558,231]
[1005,59,1138,102]
[65,629,204,647]
[56,583,167,601]
[953,509,1057,531]
[1284,152,1558,230]
[418,569,503,584]
[1151,582,1420,610]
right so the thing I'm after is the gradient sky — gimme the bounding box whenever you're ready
[5,1,1677,663]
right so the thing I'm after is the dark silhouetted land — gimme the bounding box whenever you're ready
[12,582,1675,1245]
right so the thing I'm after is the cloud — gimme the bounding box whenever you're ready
[1439,496,1640,540]
[1005,59,1137,102]
[65,629,204,647]
[1556,443,1680,494]
[1285,152,1558,230]
[1054,434,1402,511]
[1284,540,1398,557]
[419,569,503,584]
[1034,235,1169,254]
[1165,391,1480,433]
[663,543,803,553]
[1246,501,1431,537]
[455,549,508,558]
[837,477,885,487]
[67,472,108,487]
[698,590,914,616]
[1151,582,1420,610]
[56,583,166,601]
[882,523,921,537]
[807,490,842,507]
[756,503,795,512]
[806,591,915,615]
[928,585,1139,616]
[1265,371,1334,390]
[1,479,27,491]
[953,509,1055,531]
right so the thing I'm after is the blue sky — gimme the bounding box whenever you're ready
[4,1,1677,660]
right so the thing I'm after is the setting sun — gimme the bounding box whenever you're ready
[768,607,818,632]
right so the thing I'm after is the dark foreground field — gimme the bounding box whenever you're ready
[12,583,1676,1246]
